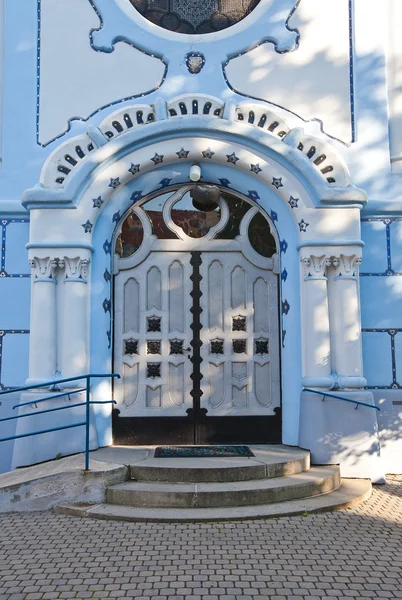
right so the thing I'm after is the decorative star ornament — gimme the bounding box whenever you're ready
[103,269,112,283]
[109,177,120,189]
[272,177,283,189]
[112,211,120,223]
[82,220,93,233]
[102,298,111,313]
[218,178,231,188]
[176,148,190,159]
[226,152,239,165]
[288,196,299,209]
[131,190,144,202]
[202,148,215,159]
[128,163,140,175]
[159,178,173,188]
[92,196,103,209]
[280,239,288,253]
[270,210,278,222]
[282,300,290,315]
[103,239,111,255]
[298,219,309,232]
[247,190,260,201]
[151,153,164,165]
[250,163,262,175]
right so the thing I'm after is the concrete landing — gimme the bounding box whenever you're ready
[92,444,310,482]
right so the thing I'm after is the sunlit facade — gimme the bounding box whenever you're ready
[0,0,400,479]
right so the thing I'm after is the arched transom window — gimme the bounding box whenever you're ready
[129,0,261,34]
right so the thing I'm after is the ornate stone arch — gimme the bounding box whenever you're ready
[20,94,374,466]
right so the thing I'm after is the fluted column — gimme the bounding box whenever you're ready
[301,254,332,386]
[58,257,90,382]
[327,253,364,381]
[28,257,59,381]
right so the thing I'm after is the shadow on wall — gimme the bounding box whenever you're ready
[225,0,353,143]
[0,391,20,474]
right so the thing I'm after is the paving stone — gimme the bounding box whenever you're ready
[0,477,401,599]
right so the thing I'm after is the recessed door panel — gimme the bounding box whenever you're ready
[200,251,280,417]
[114,252,193,417]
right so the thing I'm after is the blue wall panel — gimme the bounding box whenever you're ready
[393,333,402,388]
[360,276,402,329]
[362,331,393,388]
[389,220,402,273]
[1,333,29,388]
[0,278,30,330]
[361,221,388,274]
[4,222,29,274]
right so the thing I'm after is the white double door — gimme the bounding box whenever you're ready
[114,249,280,418]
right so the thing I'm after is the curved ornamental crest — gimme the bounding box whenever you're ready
[129,0,261,34]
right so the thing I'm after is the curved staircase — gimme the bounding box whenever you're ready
[55,445,371,522]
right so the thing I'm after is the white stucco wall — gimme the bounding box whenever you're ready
[387,0,402,173]
[225,0,351,143]
[0,0,4,169]
[38,0,166,145]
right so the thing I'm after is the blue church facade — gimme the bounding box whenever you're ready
[0,0,401,478]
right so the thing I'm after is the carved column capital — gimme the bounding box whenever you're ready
[29,257,58,280]
[301,254,332,280]
[58,257,90,281]
[330,254,362,279]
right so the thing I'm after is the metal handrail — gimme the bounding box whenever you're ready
[303,387,380,411]
[0,373,121,470]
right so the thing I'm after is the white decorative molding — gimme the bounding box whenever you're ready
[301,255,332,280]
[235,103,290,139]
[98,104,156,140]
[283,128,350,187]
[41,134,97,188]
[40,94,353,192]
[29,257,58,280]
[167,94,224,118]
[331,254,362,279]
[58,256,90,281]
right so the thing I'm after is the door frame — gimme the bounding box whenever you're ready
[111,185,283,444]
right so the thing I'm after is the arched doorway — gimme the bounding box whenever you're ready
[112,185,281,444]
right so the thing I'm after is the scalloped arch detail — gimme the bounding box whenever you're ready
[40,94,352,191]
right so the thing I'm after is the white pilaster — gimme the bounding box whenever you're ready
[58,257,90,382]
[28,257,58,382]
[300,254,332,386]
[327,253,363,379]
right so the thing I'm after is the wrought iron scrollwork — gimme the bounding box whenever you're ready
[233,339,247,354]
[147,341,161,354]
[232,316,246,331]
[255,340,269,355]
[147,316,161,332]
[124,339,139,355]
[210,340,224,354]
[170,339,185,355]
[147,363,161,378]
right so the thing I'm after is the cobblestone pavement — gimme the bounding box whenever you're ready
[0,476,401,600]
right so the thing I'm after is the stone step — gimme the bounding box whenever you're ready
[55,479,371,522]
[106,465,340,508]
[129,445,310,483]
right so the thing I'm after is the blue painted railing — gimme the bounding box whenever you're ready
[303,387,380,411]
[0,373,121,470]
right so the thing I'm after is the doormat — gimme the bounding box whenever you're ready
[154,445,255,458]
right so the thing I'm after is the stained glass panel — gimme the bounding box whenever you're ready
[171,191,221,238]
[248,212,277,258]
[129,0,261,34]
[115,212,144,258]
